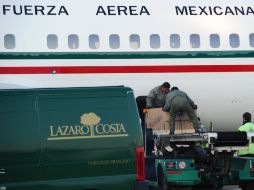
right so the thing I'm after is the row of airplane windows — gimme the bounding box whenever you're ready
[3,33,254,49]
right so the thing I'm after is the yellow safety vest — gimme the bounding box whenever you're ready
[238,122,254,156]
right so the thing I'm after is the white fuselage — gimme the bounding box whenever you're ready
[1,0,254,131]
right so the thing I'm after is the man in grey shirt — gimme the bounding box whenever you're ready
[163,87,199,134]
[146,82,170,108]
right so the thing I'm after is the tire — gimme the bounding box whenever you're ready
[241,181,254,190]
[149,186,161,190]
[158,166,169,190]
[172,187,192,190]
[214,184,223,190]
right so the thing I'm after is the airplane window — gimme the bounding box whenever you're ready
[249,33,254,47]
[68,34,79,49]
[109,34,120,49]
[129,34,140,49]
[229,34,240,48]
[150,34,160,49]
[170,34,180,48]
[4,34,15,49]
[47,34,58,49]
[89,34,100,49]
[190,34,200,48]
[210,34,220,48]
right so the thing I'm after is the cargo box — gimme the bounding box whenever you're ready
[145,108,195,134]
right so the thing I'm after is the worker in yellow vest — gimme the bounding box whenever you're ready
[238,112,254,156]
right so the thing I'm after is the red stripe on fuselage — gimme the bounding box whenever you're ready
[0,65,254,74]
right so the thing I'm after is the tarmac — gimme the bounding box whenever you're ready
[222,186,241,190]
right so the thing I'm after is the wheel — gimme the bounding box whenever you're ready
[172,187,192,190]
[213,184,223,190]
[149,186,161,190]
[240,181,254,190]
[158,166,169,190]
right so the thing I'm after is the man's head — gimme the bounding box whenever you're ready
[243,112,252,124]
[171,86,179,91]
[161,82,170,94]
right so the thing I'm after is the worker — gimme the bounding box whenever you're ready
[162,87,199,134]
[197,117,208,133]
[146,82,170,109]
[238,112,254,156]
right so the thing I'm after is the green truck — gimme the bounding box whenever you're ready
[135,96,254,190]
[143,131,254,190]
[0,86,148,190]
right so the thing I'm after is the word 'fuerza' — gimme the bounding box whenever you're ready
[2,5,69,15]
[176,6,254,16]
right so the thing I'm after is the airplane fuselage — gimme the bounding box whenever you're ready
[1,0,254,131]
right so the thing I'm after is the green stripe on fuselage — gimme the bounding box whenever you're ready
[1,51,254,59]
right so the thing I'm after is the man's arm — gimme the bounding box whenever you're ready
[146,90,156,108]
[238,124,247,132]
[162,94,172,111]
